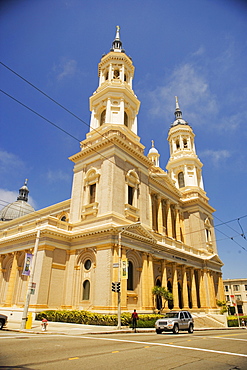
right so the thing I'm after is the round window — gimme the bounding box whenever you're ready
[84,259,91,270]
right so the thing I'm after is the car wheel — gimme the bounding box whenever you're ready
[0,320,4,330]
[188,324,193,333]
[173,324,179,334]
[156,329,162,334]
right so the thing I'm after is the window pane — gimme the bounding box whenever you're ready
[128,186,134,205]
[127,261,133,290]
[90,184,96,203]
[83,280,90,300]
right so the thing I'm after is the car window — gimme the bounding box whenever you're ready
[180,312,184,319]
[164,312,179,318]
[187,312,192,318]
[183,312,189,318]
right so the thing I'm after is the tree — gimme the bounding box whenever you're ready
[152,286,173,311]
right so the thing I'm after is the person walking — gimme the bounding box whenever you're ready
[131,309,139,332]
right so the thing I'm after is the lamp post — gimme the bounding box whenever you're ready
[117,221,140,330]
[20,229,40,330]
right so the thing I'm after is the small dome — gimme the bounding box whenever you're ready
[0,179,35,221]
[0,201,35,221]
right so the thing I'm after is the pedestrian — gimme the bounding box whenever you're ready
[41,317,48,331]
[241,319,246,328]
[131,309,139,332]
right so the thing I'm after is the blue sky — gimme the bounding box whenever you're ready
[0,0,246,279]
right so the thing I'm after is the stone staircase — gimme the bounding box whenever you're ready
[193,314,227,329]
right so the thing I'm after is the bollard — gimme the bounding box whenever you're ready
[26,312,33,329]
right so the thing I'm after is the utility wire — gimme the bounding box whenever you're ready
[0,89,121,169]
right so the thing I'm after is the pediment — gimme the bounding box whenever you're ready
[119,225,157,245]
[206,253,224,265]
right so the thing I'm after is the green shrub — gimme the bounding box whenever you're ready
[36,310,163,327]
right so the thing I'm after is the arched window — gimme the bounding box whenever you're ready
[105,72,108,81]
[100,110,106,126]
[127,261,133,290]
[124,112,128,127]
[183,139,188,148]
[176,140,180,149]
[178,172,185,188]
[83,280,90,300]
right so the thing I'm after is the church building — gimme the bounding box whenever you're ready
[0,27,224,316]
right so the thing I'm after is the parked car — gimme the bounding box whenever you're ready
[0,314,8,329]
[155,310,194,334]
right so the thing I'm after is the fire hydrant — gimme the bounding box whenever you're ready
[41,318,48,331]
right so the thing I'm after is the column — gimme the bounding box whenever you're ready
[167,201,173,238]
[141,253,149,310]
[162,260,167,289]
[191,268,198,309]
[62,250,76,309]
[147,254,154,309]
[172,263,179,309]
[4,253,18,306]
[175,207,181,241]
[199,269,207,309]
[182,266,189,309]
[208,271,217,308]
[217,273,225,301]
[157,195,163,233]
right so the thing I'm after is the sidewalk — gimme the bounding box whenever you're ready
[3,320,245,335]
[4,320,154,335]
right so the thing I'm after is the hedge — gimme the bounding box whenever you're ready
[36,310,163,327]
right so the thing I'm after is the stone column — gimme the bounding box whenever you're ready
[199,269,207,309]
[162,260,167,289]
[62,250,77,309]
[217,273,225,301]
[182,266,189,309]
[172,263,179,309]
[4,253,18,306]
[175,207,181,241]
[141,253,149,310]
[167,201,173,238]
[157,195,163,234]
[208,271,217,308]
[191,268,198,309]
[147,254,154,309]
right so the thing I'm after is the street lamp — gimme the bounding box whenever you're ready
[117,221,141,330]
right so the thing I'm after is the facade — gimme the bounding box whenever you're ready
[223,279,247,315]
[0,27,224,316]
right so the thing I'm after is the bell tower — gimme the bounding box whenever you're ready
[166,97,204,192]
[89,26,140,134]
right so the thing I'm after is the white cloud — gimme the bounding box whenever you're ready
[200,149,231,167]
[0,149,25,172]
[146,62,218,125]
[46,169,70,183]
[53,58,78,81]
[0,189,17,210]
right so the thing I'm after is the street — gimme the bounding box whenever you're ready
[0,329,247,369]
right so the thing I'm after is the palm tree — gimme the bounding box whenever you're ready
[152,286,173,311]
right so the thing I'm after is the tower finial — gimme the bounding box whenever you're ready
[111,25,125,53]
[174,96,182,120]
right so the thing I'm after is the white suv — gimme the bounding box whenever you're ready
[155,311,194,334]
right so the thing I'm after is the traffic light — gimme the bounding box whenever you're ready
[112,282,121,292]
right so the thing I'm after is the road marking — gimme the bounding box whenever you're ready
[112,351,119,353]
[68,357,79,360]
[193,335,247,342]
[63,335,247,358]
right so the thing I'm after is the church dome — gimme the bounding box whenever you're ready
[0,180,35,221]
